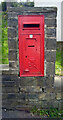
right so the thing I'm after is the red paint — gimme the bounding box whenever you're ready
[18,15,44,77]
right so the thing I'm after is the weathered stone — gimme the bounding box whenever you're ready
[56,93,61,100]
[53,100,59,108]
[44,76,54,87]
[8,39,17,49]
[8,18,18,28]
[45,50,56,62]
[46,28,56,37]
[2,86,19,93]
[8,12,57,19]
[46,62,55,76]
[19,86,42,93]
[46,38,56,50]
[41,93,56,100]
[8,7,57,13]
[8,50,17,61]
[8,28,17,38]
[9,61,17,69]
[58,100,63,110]
[45,19,56,27]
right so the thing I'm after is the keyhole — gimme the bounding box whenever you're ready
[26,56,27,58]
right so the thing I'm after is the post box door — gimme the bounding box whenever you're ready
[19,34,44,76]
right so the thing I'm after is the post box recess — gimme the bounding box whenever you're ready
[18,15,44,77]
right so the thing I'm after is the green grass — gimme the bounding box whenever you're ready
[2,11,9,64]
[31,106,63,118]
[55,48,63,76]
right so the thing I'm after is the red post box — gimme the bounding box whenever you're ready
[18,15,44,77]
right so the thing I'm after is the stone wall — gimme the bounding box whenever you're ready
[2,7,63,111]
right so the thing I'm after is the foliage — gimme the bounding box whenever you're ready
[31,106,63,118]
[2,11,9,64]
[55,48,63,75]
[2,2,7,11]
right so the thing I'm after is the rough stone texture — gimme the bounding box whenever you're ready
[2,7,58,110]
[8,50,17,61]
[9,61,17,69]
[45,18,56,27]
[7,7,57,12]
[46,50,56,62]
[8,28,17,38]
[8,18,18,28]
[46,28,56,37]
[46,62,55,76]
[46,38,56,50]
[8,38,17,50]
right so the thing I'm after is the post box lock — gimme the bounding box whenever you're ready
[24,69,29,72]
[29,34,33,38]
[18,15,44,77]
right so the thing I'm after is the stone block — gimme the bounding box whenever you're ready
[8,7,57,13]
[44,76,54,87]
[9,61,17,69]
[8,50,17,61]
[46,62,55,76]
[45,18,56,27]
[46,38,56,50]
[8,39,17,50]
[56,93,61,100]
[46,28,56,37]
[8,12,17,18]
[8,28,17,38]
[45,50,56,62]
[8,18,18,28]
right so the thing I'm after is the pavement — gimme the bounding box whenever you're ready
[54,75,63,90]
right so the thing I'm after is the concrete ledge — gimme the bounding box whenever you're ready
[0,64,9,71]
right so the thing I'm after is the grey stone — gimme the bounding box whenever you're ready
[44,76,54,87]
[8,7,57,13]
[8,39,17,50]
[46,62,55,76]
[46,28,56,37]
[46,38,56,50]
[8,28,17,38]
[8,12,57,19]
[9,61,17,69]
[8,50,17,61]
[45,50,56,62]
[45,19,56,27]
[8,18,18,28]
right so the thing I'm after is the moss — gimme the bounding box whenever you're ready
[31,107,63,118]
